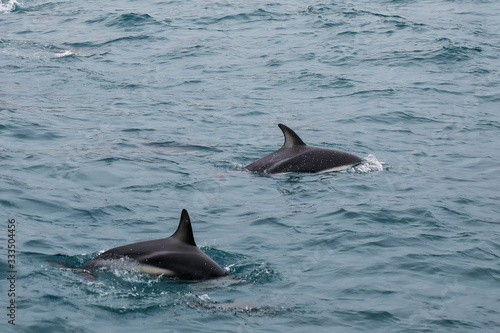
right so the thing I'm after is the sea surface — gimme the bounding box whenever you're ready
[1,0,499,332]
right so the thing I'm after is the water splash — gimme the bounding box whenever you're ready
[0,0,21,13]
[354,154,385,173]
[54,50,75,58]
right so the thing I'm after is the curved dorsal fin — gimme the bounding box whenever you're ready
[170,209,196,246]
[278,124,306,148]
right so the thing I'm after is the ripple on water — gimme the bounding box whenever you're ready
[2,1,500,332]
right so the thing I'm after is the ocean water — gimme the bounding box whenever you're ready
[1,0,500,332]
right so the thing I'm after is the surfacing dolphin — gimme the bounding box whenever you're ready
[54,209,228,280]
[244,124,362,174]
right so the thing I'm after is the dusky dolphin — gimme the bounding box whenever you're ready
[53,210,228,280]
[244,124,362,174]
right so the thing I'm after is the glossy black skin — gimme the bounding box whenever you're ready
[244,124,362,174]
[86,210,227,280]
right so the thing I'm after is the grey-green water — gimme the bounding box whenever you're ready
[1,1,499,332]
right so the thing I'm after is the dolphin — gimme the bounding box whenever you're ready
[244,124,362,174]
[53,210,228,280]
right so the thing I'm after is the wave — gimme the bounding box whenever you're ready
[199,8,290,25]
[338,110,441,125]
[390,40,482,66]
[107,13,159,27]
[53,50,75,58]
[0,37,79,61]
[144,141,222,154]
[388,40,483,65]
[63,35,153,48]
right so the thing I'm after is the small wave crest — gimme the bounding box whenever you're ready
[186,292,292,316]
[0,0,21,13]
[106,13,160,28]
[54,50,75,58]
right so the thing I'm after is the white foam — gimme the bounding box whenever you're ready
[0,0,21,13]
[54,50,75,58]
[354,154,385,173]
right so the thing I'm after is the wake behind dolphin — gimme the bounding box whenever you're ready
[52,209,228,281]
[244,124,362,174]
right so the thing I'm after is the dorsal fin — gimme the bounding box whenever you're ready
[278,124,306,148]
[170,209,196,246]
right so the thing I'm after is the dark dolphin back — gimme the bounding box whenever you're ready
[141,250,227,280]
[278,123,306,148]
[171,209,196,246]
[267,147,362,173]
[244,124,307,172]
[245,124,362,173]
[84,209,228,280]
